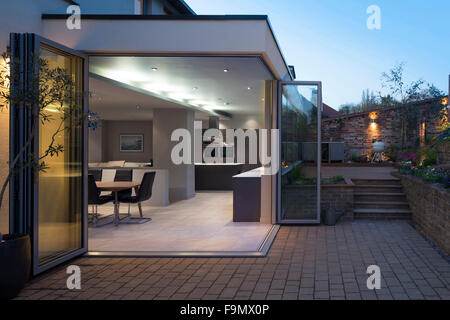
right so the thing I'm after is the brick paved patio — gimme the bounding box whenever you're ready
[16,221,450,300]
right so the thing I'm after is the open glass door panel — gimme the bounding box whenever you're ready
[278,81,322,224]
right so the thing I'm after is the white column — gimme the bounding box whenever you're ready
[153,109,195,202]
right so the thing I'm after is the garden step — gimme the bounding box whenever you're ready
[354,185,404,193]
[354,208,412,214]
[354,193,407,202]
[354,208,412,220]
[354,213,412,220]
[352,179,401,186]
[354,201,410,210]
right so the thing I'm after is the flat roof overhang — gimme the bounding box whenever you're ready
[41,14,293,80]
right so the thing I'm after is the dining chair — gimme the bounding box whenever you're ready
[88,174,114,223]
[115,169,133,200]
[118,171,156,219]
[88,169,102,181]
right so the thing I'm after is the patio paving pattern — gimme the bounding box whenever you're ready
[17,220,450,300]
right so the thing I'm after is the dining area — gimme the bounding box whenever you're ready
[88,170,156,226]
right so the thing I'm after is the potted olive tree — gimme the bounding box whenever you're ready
[0,52,96,299]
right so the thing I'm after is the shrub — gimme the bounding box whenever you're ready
[331,175,344,184]
[351,153,360,162]
[289,164,303,182]
[416,147,437,167]
[395,151,417,164]
[435,122,450,143]
[399,164,450,188]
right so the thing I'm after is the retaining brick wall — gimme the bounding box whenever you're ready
[323,101,445,160]
[393,172,450,255]
[282,179,354,221]
[320,183,354,221]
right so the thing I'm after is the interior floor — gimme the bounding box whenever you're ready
[88,191,273,253]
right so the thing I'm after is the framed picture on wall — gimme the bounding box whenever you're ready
[120,134,143,152]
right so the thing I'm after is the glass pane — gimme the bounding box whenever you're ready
[38,45,83,266]
[280,84,320,221]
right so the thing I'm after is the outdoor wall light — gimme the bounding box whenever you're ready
[223,68,229,73]
[369,112,377,120]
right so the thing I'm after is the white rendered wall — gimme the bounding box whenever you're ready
[153,108,195,202]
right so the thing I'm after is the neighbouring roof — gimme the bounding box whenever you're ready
[322,103,341,119]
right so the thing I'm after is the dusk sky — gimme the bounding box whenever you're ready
[186,0,450,110]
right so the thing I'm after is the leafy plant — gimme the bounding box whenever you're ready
[399,164,449,188]
[351,153,361,163]
[0,52,98,210]
[331,175,344,184]
[289,164,304,182]
[395,151,418,164]
[435,122,450,143]
[416,147,437,167]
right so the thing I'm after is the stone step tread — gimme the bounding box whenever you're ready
[354,215,412,220]
[354,192,406,196]
[354,201,410,205]
[354,208,412,214]
[355,184,402,188]
[352,178,400,181]
[352,179,401,186]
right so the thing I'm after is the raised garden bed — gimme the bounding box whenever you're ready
[284,177,354,221]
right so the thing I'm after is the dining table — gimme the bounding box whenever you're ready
[95,181,141,226]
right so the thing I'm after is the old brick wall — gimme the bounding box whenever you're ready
[436,142,450,165]
[394,173,450,255]
[323,101,445,160]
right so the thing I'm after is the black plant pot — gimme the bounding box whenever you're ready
[0,234,31,300]
[322,209,344,226]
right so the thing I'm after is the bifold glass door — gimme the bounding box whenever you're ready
[37,43,86,270]
[10,33,88,275]
[278,81,322,224]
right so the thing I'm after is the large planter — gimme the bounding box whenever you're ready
[283,179,355,221]
[0,234,31,300]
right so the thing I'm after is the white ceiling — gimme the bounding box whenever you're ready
[89,56,274,120]
[89,75,212,120]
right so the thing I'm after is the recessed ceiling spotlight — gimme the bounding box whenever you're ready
[223,68,229,73]
[247,87,252,90]
[151,67,158,71]
[193,87,198,90]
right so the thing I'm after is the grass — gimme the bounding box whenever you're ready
[292,175,345,185]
